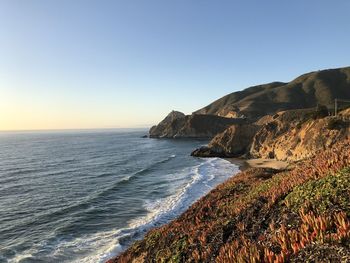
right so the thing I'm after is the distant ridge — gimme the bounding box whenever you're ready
[195,66,350,118]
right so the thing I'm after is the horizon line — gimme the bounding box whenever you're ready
[0,127,151,133]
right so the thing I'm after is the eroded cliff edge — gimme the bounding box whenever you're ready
[192,107,350,161]
[149,111,247,139]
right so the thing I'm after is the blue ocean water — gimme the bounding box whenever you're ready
[0,129,239,262]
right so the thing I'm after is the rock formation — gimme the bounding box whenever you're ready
[191,123,259,157]
[250,109,350,161]
[149,111,247,139]
[192,107,350,161]
[149,110,186,138]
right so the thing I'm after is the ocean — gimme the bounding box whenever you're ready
[0,129,239,263]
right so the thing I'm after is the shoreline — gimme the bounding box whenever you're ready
[106,155,288,262]
[105,156,240,262]
[224,157,290,171]
[110,140,350,262]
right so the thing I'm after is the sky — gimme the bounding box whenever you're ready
[1,0,350,130]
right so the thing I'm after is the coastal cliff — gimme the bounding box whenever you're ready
[192,107,350,161]
[250,109,350,161]
[150,66,350,146]
[190,123,259,157]
[149,111,246,138]
[114,66,350,262]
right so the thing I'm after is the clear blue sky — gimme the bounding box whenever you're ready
[1,0,349,130]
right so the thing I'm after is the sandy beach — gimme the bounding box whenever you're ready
[245,158,290,170]
[226,157,290,171]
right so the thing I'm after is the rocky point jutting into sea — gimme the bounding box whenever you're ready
[108,66,350,262]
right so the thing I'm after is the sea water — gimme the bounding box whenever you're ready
[0,129,239,262]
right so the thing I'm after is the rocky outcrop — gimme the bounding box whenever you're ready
[250,109,350,161]
[195,66,350,119]
[191,123,259,157]
[191,107,350,160]
[149,111,247,138]
[149,111,186,138]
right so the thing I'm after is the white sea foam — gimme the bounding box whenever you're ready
[95,157,239,262]
[97,158,238,262]
[10,253,34,263]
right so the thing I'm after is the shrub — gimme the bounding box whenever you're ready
[285,168,350,214]
[327,118,347,130]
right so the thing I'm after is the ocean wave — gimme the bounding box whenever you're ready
[132,154,176,176]
[64,158,237,263]
[96,157,238,262]
[3,143,240,263]
[130,158,237,228]
[1,154,180,260]
[86,154,177,200]
[93,154,176,179]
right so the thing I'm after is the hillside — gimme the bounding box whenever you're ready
[195,66,350,119]
[149,111,246,138]
[109,140,350,262]
[149,66,350,140]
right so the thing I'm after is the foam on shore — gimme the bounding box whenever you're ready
[79,158,238,262]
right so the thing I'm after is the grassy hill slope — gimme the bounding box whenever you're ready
[195,67,350,118]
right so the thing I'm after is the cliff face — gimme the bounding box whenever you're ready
[191,123,259,157]
[195,67,350,119]
[192,108,350,161]
[149,111,186,138]
[149,111,247,139]
[250,110,350,161]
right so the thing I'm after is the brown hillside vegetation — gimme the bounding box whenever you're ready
[108,139,350,263]
[195,66,350,119]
